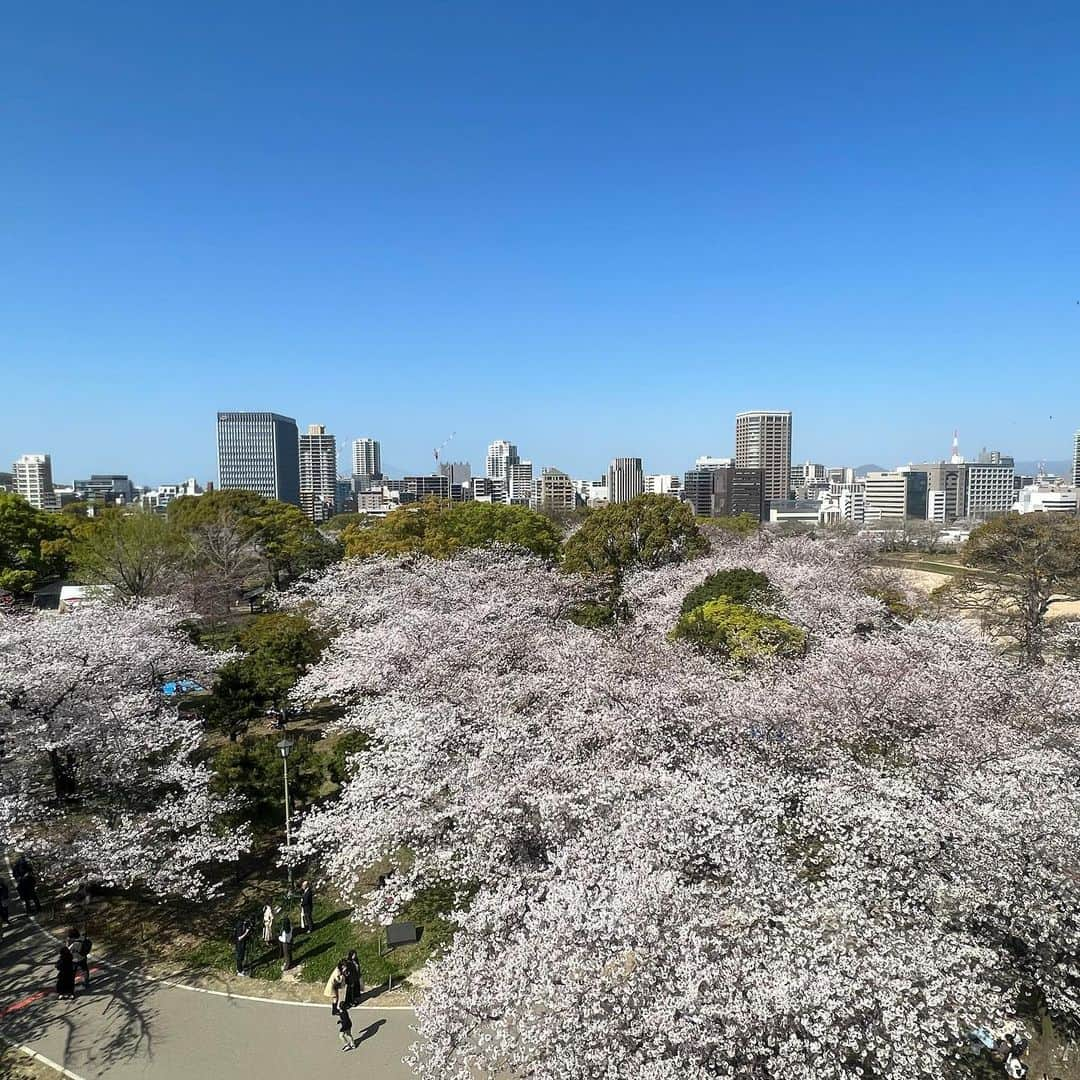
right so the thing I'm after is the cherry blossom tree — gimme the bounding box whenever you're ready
[289,540,1080,1080]
[0,601,249,896]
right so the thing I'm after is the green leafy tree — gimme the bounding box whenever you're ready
[201,659,267,742]
[701,513,760,537]
[236,612,329,707]
[0,492,72,595]
[343,499,562,560]
[946,514,1080,665]
[679,568,776,614]
[670,597,806,662]
[562,495,708,578]
[69,507,180,599]
[211,735,322,828]
[200,612,328,739]
[170,490,341,590]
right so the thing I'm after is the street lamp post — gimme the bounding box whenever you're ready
[277,737,295,896]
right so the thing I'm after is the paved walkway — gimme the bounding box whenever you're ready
[0,916,417,1079]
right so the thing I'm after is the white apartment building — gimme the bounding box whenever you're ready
[351,438,381,490]
[12,453,59,511]
[1073,431,1080,487]
[485,439,519,480]
[1013,482,1079,515]
[533,468,576,512]
[863,471,908,522]
[299,424,338,524]
[140,477,202,513]
[645,474,681,496]
[587,480,609,506]
[469,476,507,503]
[607,457,644,503]
[927,489,948,523]
[735,411,792,504]
[507,460,534,504]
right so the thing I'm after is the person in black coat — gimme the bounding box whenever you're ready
[0,878,9,924]
[56,944,76,1000]
[233,916,253,976]
[14,863,41,916]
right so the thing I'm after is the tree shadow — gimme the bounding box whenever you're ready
[0,917,161,1073]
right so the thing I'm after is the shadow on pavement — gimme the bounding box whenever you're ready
[0,915,161,1073]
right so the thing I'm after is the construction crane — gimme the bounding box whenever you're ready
[433,432,456,501]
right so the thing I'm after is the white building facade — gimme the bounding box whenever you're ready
[12,453,59,511]
[607,458,645,504]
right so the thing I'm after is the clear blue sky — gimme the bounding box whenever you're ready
[3,1,1078,485]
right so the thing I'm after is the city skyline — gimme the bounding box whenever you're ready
[4,5,1079,486]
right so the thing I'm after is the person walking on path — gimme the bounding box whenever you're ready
[278,915,294,971]
[344,949,364,1007]
[55,943,76,1000]
[234,915,253,977]
[299,880,314,933]
[70,928,92,989]
[261,903,274,946]
[334,1000,355,1052]
[13,855,41,916]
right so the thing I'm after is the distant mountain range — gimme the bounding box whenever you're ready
[853,464,886,477]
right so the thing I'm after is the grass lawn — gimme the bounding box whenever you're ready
[43,848,453,998]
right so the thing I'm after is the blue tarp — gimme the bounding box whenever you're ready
[162,679,204,696]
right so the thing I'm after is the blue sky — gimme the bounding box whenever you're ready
[2,2,1078,485]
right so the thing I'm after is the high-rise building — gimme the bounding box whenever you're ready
[533,468,576,512]
[607,458,644,504]
[682,466,765,521]
[439,461,472,486]
[468,476,507,503]
[1073,431,1080,487]
[911,461,961,522]
[486,440,519,479]
[299,424,338,523]
[351,438,382,492]
[863,471,911,522]
[735,411,792,506]
[956,461,1015,519]
[13,454,60,511]
[507,461,534,504]
[402,475,462,502]
[216,412,300,505]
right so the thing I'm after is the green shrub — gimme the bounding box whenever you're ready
[679,568,775,615]
[671,598,806,662]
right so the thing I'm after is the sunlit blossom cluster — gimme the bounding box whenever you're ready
[290,538,1079,1079]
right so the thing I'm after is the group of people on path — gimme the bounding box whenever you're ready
[325,951,365,1052]
[55,926,92,1000]
[234,879,316,976]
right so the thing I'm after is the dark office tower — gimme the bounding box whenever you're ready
[216,412,300,505]
[682,466,765,521]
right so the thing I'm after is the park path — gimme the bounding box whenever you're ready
[0,916,417,1079]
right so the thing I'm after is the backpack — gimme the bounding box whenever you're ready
[81,936,92,957]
